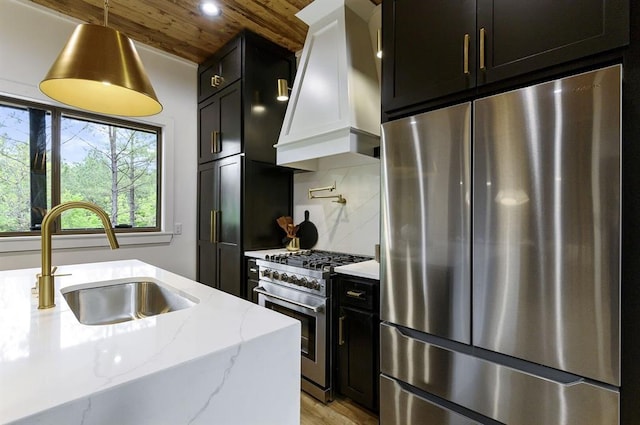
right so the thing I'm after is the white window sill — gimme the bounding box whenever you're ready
[0,232,174,253]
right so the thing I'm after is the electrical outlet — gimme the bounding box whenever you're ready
[174,222,182,235]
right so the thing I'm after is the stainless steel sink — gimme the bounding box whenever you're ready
[62,280,198,325]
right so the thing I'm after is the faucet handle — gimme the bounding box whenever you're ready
[48,266,72,279]
[32,266,71,295]
[43,266,71,277]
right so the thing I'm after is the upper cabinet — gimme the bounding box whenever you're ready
[382,1,476,112]
[478,0,629,84]
[198,30,296,164]
[198,37,241,103]
[382,0,629,115]
[199,81,242,163]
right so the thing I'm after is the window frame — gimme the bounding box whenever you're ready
[0,94,163,237]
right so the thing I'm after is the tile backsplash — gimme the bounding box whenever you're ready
[293,161,380,256]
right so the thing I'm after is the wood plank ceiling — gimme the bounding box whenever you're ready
[29,0,382,64]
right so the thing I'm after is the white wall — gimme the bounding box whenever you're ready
[0,0,198,278]
[293,160,380,257]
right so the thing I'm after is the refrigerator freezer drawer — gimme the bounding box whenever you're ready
[380,375,480,425]
[380,323,619,425]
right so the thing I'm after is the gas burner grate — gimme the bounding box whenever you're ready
[265,250,372,271]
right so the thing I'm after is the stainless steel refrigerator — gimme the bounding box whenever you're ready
[380,64,621,425]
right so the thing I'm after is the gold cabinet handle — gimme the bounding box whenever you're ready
[215,131,221,153]
[210,210,220,243]
[214,210,216,243]
[479,28,486,71]
[463,33,470,75]
[338,315,346,345]
[211,74,224,87]
[210,131,221,153]
[213,210,220,243]
[346,290,366,299]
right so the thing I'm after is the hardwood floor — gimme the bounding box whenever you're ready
[300,392,379,425]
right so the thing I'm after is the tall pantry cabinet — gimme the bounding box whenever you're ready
[197,30,294,298]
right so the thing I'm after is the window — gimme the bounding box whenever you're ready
[0,96,161,236]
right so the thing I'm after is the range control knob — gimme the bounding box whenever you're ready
[272,271,280,280]
[310,280,320,290]
[261,269,270,277]
[280,273,288,282]
[299,277,309,287]
[289,276,299,285]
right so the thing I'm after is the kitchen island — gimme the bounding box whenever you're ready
[0,260,300,425]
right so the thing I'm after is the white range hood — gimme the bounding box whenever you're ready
[275,0,380,171]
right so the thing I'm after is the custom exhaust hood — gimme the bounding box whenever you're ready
[274,0,381,171]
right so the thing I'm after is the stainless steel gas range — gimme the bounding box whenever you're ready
[254,250,372,403]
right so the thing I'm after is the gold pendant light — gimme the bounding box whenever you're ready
[39,0,162,117]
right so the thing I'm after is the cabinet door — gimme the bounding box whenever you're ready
[197,242,216,289]
[197,162,217,288]
[247,279,259,303]
[246,258,260,303]
[337,306,378,411]
[197,157,242,296]
[217,82,242,160]
[477,0,628,84]
[199,97,220,163]
[215,155,242,297]
[198,37,241,102]
[216,155,241,246]
[198,82,242,163]
[382,0,476,113]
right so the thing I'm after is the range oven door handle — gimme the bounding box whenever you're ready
[253,287,324,313]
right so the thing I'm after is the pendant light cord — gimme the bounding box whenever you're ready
[104,0,109,27]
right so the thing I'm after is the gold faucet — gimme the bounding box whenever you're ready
[38,201,119,309]
[308,181,347,204]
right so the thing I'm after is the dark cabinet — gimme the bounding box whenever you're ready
[198,156,291,297]
[198,82,242,163]
[382,0,476,111]
[197,156,242,296]
[382,0,629,114]
[198,37,241,103]
[197,30,295,299]
[335,275,380,412]
[246,257,259,304]
[479,0,628,85]
[197,163,215,288]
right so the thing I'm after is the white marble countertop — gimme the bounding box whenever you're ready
[245,248,289,259]
[334,259,380,280]
[0,260,299,424]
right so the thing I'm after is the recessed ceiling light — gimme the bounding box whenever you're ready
[201,2,221,17]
